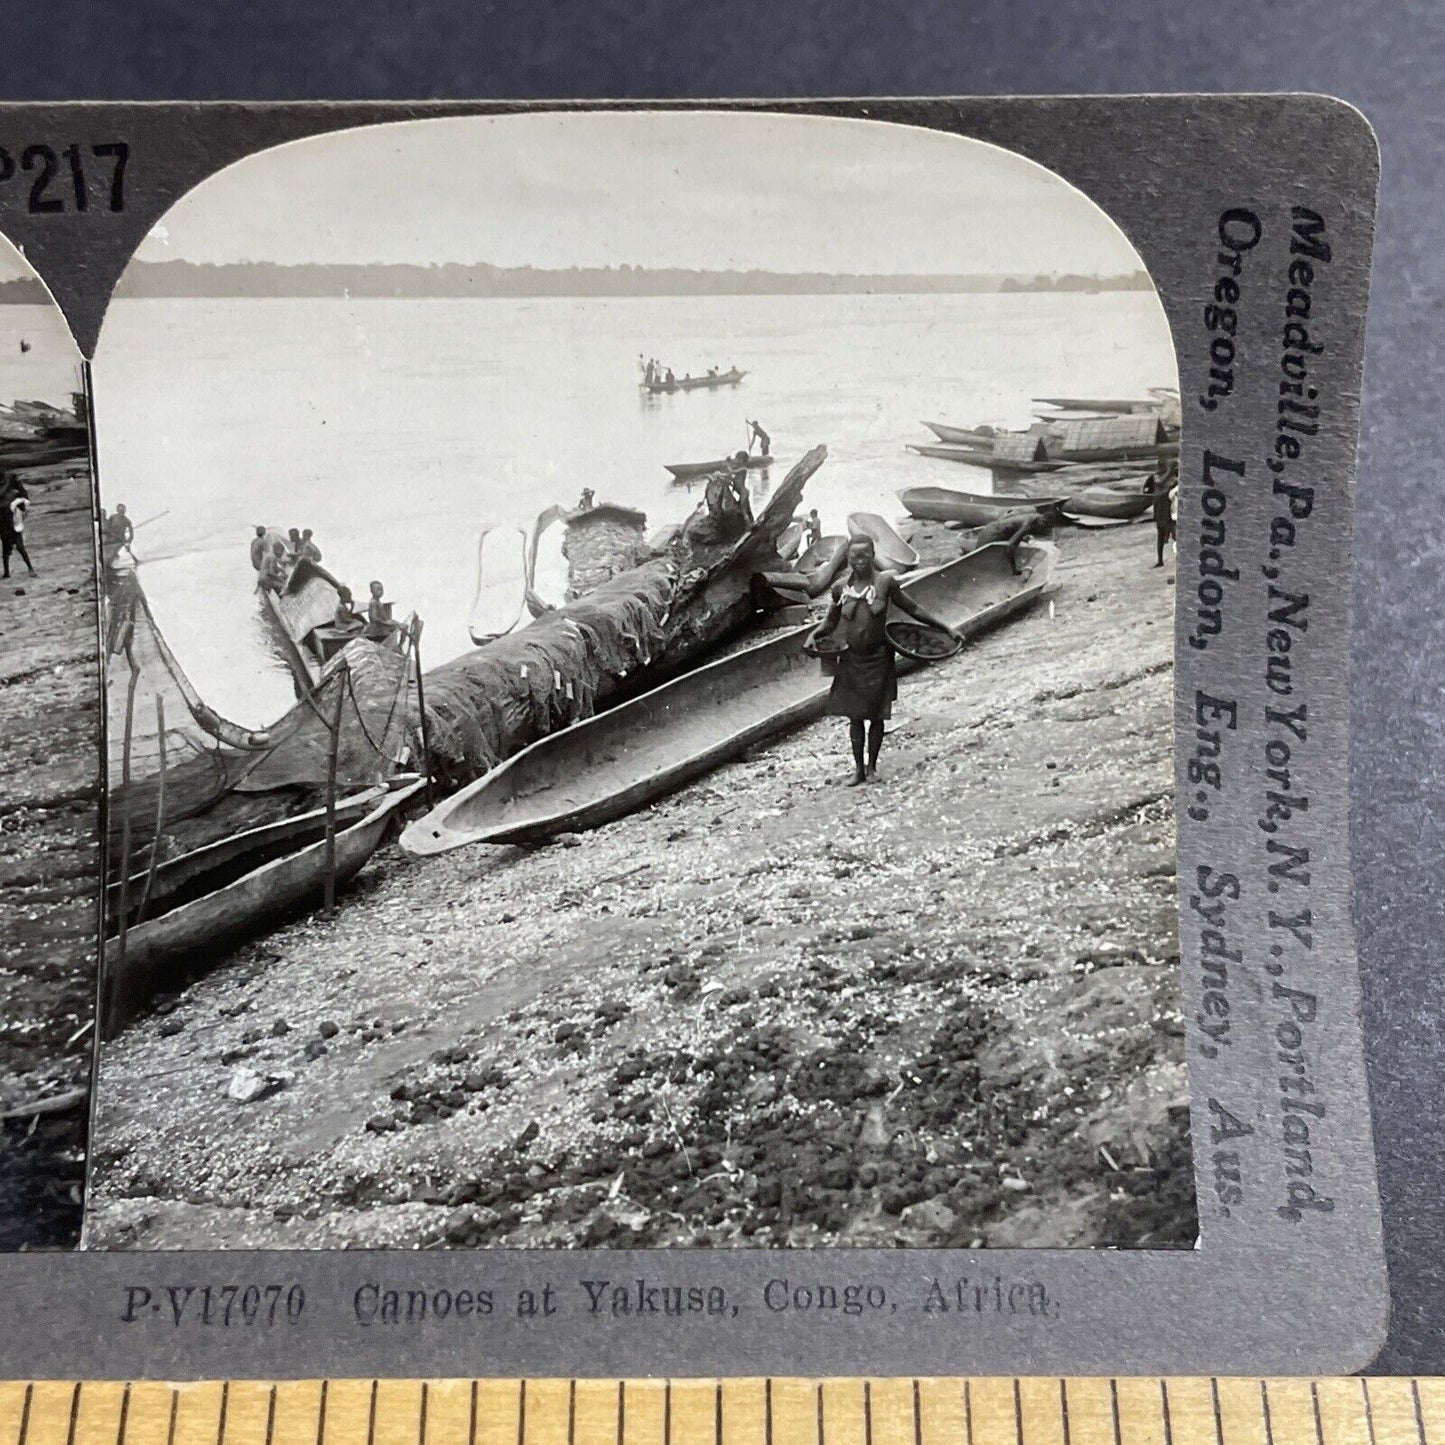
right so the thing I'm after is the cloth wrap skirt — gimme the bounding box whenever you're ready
[826,587,897,720]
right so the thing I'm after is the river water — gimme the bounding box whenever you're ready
[91,289,1175,728]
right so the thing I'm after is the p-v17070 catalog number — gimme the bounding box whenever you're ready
[121,1283,306,1326]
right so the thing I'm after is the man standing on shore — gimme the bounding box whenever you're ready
[1,480,34,579]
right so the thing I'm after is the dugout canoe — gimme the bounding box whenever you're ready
[401,541,1055,854]
[643,368,746,394]
[777,520,804,560]
[846,512,920,571]
[796,534,849,597]
[665,454,773,481]
[909,443,1066,475]
[105,784,386,929]
[1059,484,1158,522]
[101,779,426,1037]
[898,485,1064,527]
[922,421,1000,447]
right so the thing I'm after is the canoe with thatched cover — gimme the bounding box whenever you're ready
[419,445,828,788]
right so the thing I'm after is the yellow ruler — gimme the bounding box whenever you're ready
[0,1379,1441,1445]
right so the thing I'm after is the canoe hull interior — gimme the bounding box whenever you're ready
[403,541,1054,855]
[106,786,384,927]
[898,487,1063,527]
[846,512,920,571]
[101,781,424,1038]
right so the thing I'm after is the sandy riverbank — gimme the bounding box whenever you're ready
[87,518,1194,1251]
[0,452,99,1249]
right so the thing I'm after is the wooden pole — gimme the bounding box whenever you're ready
[323,661,346,914]
[135,693,166,925]
[112,663,140,969]
[410,616,434,806]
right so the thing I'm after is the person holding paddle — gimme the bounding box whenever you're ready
[810,534,963,786]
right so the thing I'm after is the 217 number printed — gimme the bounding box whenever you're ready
[0,142,128,213]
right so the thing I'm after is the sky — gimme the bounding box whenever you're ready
[132,110,1148,277]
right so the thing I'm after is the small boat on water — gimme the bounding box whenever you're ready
[846,512,920,571]
[643,368,746,395]
[665,454,773,481]
[401,542,1055,855]
[898,485,1064,528]
[103,779,426,1037]
[468,525,530,645]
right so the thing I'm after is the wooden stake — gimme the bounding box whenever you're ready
[112,662,140,977]
[323,662,346,914]
[410,616,434,806]
[135,694,166,925]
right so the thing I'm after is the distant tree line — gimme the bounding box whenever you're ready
[95,260,1157,301]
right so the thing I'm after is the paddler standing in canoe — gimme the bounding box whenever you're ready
[810,534,964,786]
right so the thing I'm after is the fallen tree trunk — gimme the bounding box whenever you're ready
[422,445,828,787]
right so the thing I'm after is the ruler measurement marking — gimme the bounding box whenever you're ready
[714,1383,722,1445]
[765,1381,772,1445]
[216,1382,229,1445]
[815,1384,824,1445]
[116,1385,131,1445]
[420,1383,429,1445]
[367,1381,379,1445]
[913,1382,922,1445]
[165,1390,178,1445]
[963,1383,973,1445]
[616,1383,624,1445]
[1060,1383,1072,1445]
[263,1387,277,1445]
[1159,1383,1172,1445]
[1311,1383,1325,1445]
[1014,1382,1025,1445]
[1110,1383,1123,1445]
[317,1381,329,1445]
[1362,1381,1377,1445]
[1412,1383,1427,1445]
[61,1384,78,1445]
[663,1384,669,1445]
[1260,1384,1275,1445]
[1210,1380,1224,1445]
[469,1381,479,1445]
[864,1384,872,1445]
[569,1382,577,1445]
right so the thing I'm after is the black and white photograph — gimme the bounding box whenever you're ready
[83,110,1193,1253]
[0,241,99,1250]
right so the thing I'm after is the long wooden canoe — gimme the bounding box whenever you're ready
[643,368,746,394]
[909,442,1067,475]
[468,525,530,645]
[898,485,1064,527]
[665,454,773,481]
[1060,484,1158,522]
[846,512,920,571]
[922,421,1000,447]
[402,542,1054,855]
[102,779,426,1037]
[106,784,386,929]
[1034,395,1166,414]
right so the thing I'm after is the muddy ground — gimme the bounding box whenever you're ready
[0,451,100,1250]
[87,518,1195,1251]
